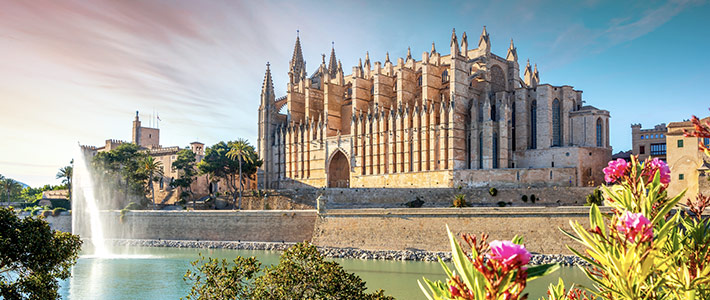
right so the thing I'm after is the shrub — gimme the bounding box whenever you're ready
[453,194,467,208]
[530,194,536,203]
[488,187,498,196]
[496,201,507,207]
[41,210,52,217]
[419,227,558,299]
[52,207,67,216]
[184,242,394,300]
[521,195,528,202]
[584,188,603,206]
[124,201,142,210]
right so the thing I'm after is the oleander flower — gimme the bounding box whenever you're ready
[645,158,671,185]
[488,240,531,267]
[603,159,628,183]
[616,211,653,242]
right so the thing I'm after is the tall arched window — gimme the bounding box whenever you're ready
[552,99,561,146]
[478,132,483,169]
[417,75,422,87]
[490,99,497,121]
[596,118,603,147]
[530,100,537,149]
[477,100,483,122]
[512,101,516,150]
[492,132,499,168]
[441,70,449,83]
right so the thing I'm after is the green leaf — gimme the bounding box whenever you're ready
[589,204,606,236]
[526,263,559,282]
[446,225,475,292]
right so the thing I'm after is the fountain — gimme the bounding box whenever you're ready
[72,145,110,256]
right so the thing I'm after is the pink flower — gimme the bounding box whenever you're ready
[488,240,531,267]
[616,211,653,242]
[645,158,671,185]
[603,159,628,183]
[448,284,461,297]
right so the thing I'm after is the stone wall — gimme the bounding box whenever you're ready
[312,207,604,254]
[81,210,317,243]
[256,186,595,209]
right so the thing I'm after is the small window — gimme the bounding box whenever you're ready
[679,174,685,180]
[441,70,449,83]
[418,76,422,87]
[704,138,710,146]
[678,140,684,148]
[640,135,644,140]
[639,145,645,154]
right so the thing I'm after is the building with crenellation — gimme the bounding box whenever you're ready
[257,28,612,189]
[631,123,667,161]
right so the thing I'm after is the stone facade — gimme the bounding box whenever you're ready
[666,118,710,202]
[257,28,611,189]
[631,123,667,161]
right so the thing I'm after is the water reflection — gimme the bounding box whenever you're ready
[60,246,591,300]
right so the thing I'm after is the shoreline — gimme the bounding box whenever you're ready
[106,239,589,266]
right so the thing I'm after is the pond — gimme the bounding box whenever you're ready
[59,246,592,299]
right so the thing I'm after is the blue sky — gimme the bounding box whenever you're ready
[0,0,708,187]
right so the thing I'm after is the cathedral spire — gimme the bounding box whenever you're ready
[431,42,436,54]
[406,47,412,61]
[461,31,468,56]
[506,38,517,62]
[290,32,305,84]
[385,52,390,63]
[450,28,459,56]
[261,62,274,100]
[478,26,490,53]
[328,41,338,78]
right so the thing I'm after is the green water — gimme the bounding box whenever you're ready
[59,246,591,299]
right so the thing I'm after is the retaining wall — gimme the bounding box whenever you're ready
[78,210,317,243]
[259,186,595,209]
[311,207,604,254]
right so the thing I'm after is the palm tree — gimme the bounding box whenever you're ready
[56,163,73,198]
[140,156,164,210]
[227,139,254,210]
[1,177,20,202]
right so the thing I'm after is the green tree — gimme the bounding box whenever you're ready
[197,140,261,210]
[183,254,261,300]
[172,149,197,209]
[183,242,393,300]
[92,143,149,209]
[1,178,22,202]
[139,156,164,210]
[0,207,82,299]
[226,138,256,210]
[55,161,73,199]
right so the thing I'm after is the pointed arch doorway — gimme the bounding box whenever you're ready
[327,150,350,188]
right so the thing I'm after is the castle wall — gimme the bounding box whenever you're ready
[311,207,601,254]
[89,210,317,243]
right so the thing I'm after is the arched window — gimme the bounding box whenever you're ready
[492,132,499,168]
[511,101,516,150]
[491,99,497,121]
[596,118,603,147]
[552,99,561,146]
[530,100,537,149]
[477,100,483,122]
[441,70,449,83]
[478,132,483,169]
[418,75,422,87]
